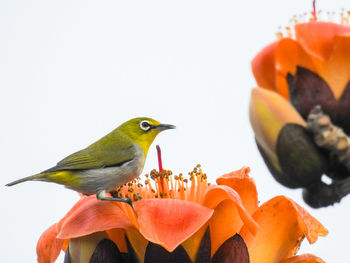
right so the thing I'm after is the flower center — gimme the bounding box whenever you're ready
[111,166,210,203]
[110,146,211,204]
[276,8,350,39]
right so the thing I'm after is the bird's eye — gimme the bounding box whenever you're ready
[140,120,151,131]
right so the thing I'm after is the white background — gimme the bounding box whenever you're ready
[1,0,349,262]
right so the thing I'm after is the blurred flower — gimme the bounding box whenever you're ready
[250,14,350,207]
[37,167,327,263]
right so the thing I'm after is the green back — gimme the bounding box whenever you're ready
[43,129,135,172]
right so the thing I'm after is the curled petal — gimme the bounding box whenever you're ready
[275,38,317,98]
[280,254,325,263]
[239,196,327,263]
[105,228,127,253]
[318,35,350,99]
[203,185,258,235]
[57,196,133,239]
[289,200,328,243]
[37,224,65,263]
[133,199,213,252]
[295,22,350,60]
[208,200,247,257]
[251,41,278,91]
[202,185,258,256]
[216,167,258,214]
[252,39,316,99]
[249,87,306,172]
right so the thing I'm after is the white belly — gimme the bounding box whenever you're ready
[72,145,145,195]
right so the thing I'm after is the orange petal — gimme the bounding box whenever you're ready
[133,199,213,252]
[317,35,350,99]
[181,224,208,261]
[209,200,247,257]
[239,196,327,263]
[275,38,318,98]
[57,196,133,239]
[125,228,149,262]
[280,254,325,263]
[37,224,65,263]
[252,41,278,91]
[202,185,258,256]
[216,167,258,215]
[203,185,258,235]
[249,87,306,172]
[69,231,109,263]
[106,228,127,253]
[62,239,69,252]
[288,200,328,243]
[295,22,350,60]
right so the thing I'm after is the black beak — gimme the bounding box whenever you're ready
[155,123,176,131]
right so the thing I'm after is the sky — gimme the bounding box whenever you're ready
[1,0,349,262]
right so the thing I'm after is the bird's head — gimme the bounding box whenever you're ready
[118,117,175,154]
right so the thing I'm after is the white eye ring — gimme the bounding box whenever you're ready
[140,120,151,131]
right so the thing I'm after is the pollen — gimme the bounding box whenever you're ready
[112,165,211,203]
[276,9,350,40]
[111,145,212,203]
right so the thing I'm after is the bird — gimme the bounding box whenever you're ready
[6,117,175,206]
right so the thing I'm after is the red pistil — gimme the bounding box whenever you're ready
[156,145,163,172]
[312,0,317,21]
[156,145,165,193]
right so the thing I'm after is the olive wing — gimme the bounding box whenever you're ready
[42,140,135,172]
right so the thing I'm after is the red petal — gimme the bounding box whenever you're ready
[295,21,350,60]
[37,224,65,263]
[216,167,258,214]
[252,41,278,91]
[57,196,133,239]
[133,199,213,252]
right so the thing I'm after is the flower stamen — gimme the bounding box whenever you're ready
[276,8,350,39]
[112,167,210,204]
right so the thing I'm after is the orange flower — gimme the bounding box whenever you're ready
[37,166,327,263]
[250,16,350,207]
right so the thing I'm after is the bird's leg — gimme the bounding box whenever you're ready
[97,190,133,207]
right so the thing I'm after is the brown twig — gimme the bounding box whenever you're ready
[306,105,350,170]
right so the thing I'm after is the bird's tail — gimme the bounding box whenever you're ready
[6,174,45,186]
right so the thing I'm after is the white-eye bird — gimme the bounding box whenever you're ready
[6,117,175,205]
